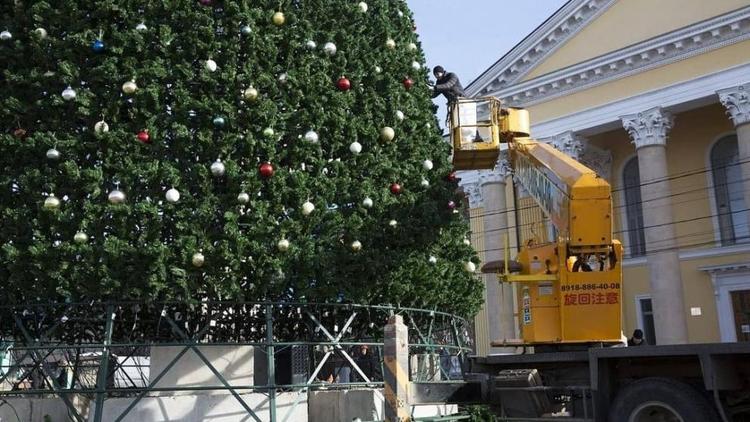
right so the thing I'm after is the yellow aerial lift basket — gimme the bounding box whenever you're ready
[450,97,530,170]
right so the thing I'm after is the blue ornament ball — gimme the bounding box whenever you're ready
[91,39,105,53]
[213,116,226,128]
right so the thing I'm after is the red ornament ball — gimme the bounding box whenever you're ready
[446,171,457,183]
[259,162,274,178]
[390,183,402,195]
[337,77,351,91]
[447,200,456,210]
[13,128,27,139]
[137,130,150,143]
[403,78,414,90]
[199,0,213,5]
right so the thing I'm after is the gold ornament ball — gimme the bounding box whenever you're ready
[385,38,396,49]
[243,87,259,101]
[122,80,137,94]
[44,195,60,210]
[380,126,395,142]
[192,252,205,267]
[74,232,89,244]
[272,11,286,26]
[464,261,476,273]
[277,239,290,252]
[351,240,362,252]
[301,201,315,216]
[94,120,109,133]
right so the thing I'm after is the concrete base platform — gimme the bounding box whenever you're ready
[308,388,458,422]
[95,392,306,422]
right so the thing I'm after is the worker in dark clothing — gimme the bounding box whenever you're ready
[628,329,645,346]
[431,66,465,102]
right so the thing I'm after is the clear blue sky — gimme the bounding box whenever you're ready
[407,0,569,130]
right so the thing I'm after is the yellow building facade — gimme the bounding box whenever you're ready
[460,0,750,355]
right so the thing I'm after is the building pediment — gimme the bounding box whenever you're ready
[466,2,750,110]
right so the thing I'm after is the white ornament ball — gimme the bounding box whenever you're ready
[243,87,259,101]
[74,232,89,244]
[408,42,417,51]
[192,252,205,267]
[396,110,405,121]
[108,189,126,204]
[351,240,362,252]
[277,239,290,252]
[421,178,430,187]
[301,201,315,216]
[240,25,252,35]
[277,73,288,84]
[94,120,109,133]
[389,219,398,228]
[380,126,395,142]
[0,30,11,41]
[122,80,137,94]
[210,159,226,177]
[358,2,368,12]
[385,38,396,49]
[304,130,319,143]
[349,141,362,154]
[374,65,382,74]
[422,159,434,171]
[165,188,180,203]
[305,40,317,49]
[323,42,337,56]
[237,192,250,204]
[62,86,76,101]
[362,197,373,208]
[136,23,148,32]
[429,256,437,264]
[34,28,48,38]
[463,238,471,246]
[411,61,421,70]
[44,194,60,210]
[397,10,404,17]
[46,148,61,160]
[205,59,218,72]
[465,261,477,273]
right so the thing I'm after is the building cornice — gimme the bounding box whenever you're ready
[481,6,750,107]
[623,242,750,268]
[466,0,617,96]
[530,62,750,139]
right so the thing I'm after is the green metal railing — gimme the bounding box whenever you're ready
[0,301,473,422]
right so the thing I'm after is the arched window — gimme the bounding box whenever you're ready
[623,157,646,257]
[711,134,749,245]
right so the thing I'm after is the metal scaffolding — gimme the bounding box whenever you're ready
[0,301,473,422]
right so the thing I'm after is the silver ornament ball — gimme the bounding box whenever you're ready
[301,201,315,216]
[192,252,205,267]
[237,192,250,204]
[62,86,76,101]
[44,194,60,210]
[349,141,362,154]
[108,189,126,204]
[0,30,11,41]
[304,130,319,143]
[323,42,337,56]
[94,120,109,133]
[165,188,180,203]
[46,148,61,160]
[362,197,374,208]
[210,160,226,177]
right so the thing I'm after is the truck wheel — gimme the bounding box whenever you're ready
[609,377,719,422]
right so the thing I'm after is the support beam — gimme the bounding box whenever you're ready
[384,315,410,422]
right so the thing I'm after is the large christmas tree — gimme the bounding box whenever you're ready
[0,1,481,316]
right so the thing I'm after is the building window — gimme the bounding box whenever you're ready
[623,157,646,257]
[711,134,749,246]
[635,295,657,345]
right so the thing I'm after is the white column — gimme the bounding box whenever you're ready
[478,167,516,352]
[718,83,750,234]
[621,107,689,345]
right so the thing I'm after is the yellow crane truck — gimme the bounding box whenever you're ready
[445,97,750,422]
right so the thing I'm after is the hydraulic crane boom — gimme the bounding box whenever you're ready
[451,97,623,344]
